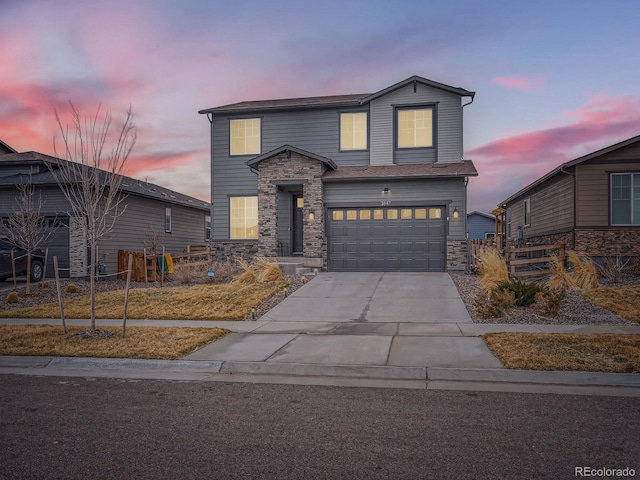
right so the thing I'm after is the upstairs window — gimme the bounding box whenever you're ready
[205,215,211,241]
[230,196,258,239]
[340,112,367,150]
[523,198,531,227]
[230,118,261,155]
[397,108,433,148]
[165,207,172,233]
[611,173,640,225]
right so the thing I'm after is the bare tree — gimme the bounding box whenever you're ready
[1,179,55,294]
[49,102,136,331]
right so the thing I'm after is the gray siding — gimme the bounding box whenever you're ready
[97,195,208,275]
[467,214,496,239]
[323,177,468,239]
[369,83,463,165]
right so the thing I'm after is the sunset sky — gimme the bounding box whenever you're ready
[2,0,639,214]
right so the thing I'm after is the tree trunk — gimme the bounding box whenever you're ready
[26,252,31,294]
[90,245,96,331]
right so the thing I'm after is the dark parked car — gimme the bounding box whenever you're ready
[0,237,45,282]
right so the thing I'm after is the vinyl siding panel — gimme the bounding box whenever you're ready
[506,174,574,239]
[212,107,371,239]
[467,214,496,239]
[576,145,640,227]
[97,195,208,275]
[324,177,467,239]
[369,83,462,165]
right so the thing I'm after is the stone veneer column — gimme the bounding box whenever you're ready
[256,151,327,261]
[69,216,88,277]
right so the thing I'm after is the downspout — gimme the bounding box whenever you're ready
[207,114,214,244]
[460,94,475,159]
[560,164,576,249]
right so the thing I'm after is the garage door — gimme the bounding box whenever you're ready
[328,206,446,272]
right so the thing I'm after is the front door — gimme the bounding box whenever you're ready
[292,195,304,254]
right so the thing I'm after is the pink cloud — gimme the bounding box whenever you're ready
[467,94,640,212]
[492,75,546,91]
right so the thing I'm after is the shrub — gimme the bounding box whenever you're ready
[547,255,573,291]
[477,249,508,292]
[38,281,50,289]
[596,256,630,284]
[473,289,515,319]
[6,291,18,304]
[209,261,240,284]
[496,279,543,307]
[66,284,78,293]
[234,258,256,284]
[173,262,208,285]
[254,255,284,283]
[532,288,566,316]
[568,251,599,291]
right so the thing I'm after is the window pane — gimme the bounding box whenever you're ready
[415,208,427,219]
[346,210,357,220]
[230,196,258,239]
[612,174,632,225]
[387,209,398,220]
[359,209,371,220]
[398,109,432,148]
[230,119,261,155]
[340,113,367,150]
[429,208,442,219]
[296,197,304,208]
[332,210,344,221]
[165,207,172,233]
[401,209,412,219]
[373,209,384,220]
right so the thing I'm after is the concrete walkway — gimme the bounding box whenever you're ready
[1,272,639,396]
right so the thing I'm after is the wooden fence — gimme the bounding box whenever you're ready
[506,243,566,278]
[117,250,158,282]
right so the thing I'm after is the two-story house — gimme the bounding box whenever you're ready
[199,75,477,272]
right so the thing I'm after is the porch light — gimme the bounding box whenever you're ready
[382,187,391,195]
[308,209,315,221]
[452,207,459,220]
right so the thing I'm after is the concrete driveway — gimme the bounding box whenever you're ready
[261,272,472,323]
[186,272,503,372]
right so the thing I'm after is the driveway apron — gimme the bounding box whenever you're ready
[186,272,501,370]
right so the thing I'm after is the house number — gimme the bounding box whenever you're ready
[381,200,392,206]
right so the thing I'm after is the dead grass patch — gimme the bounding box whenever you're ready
[483,332,640,373]
[0,282,288,321]
[584,286,640,324]
[0,324,229,359]
[477,249,508,292]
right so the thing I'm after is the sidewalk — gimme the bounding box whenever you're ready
[1,317,639,396]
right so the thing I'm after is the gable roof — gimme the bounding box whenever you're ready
[499,134,640,206]
[0,139,17,154]
[322,160,477,182]
[0,151,210,211]
[198,75,474,115]
[467,211,495,221]
[246,144,338,170]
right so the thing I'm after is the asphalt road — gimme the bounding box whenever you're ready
[0,375,638,480]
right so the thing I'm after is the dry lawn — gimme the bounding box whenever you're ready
[0,324,229,359]
[0,281,289,321]
[583,286,640,324]
[483,332,640,373]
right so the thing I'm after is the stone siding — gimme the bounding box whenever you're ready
[447,239,467,271]
[210,241,258,263]
[575,229,640,257]
[509,231,575,250]
[257,151,326,261]
[69,217,87,278]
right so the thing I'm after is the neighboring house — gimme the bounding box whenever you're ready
[199,75,477,272]
[0,151,211,278]
[467,211,499,240]
[0,140,17,154]
[498,134,640,257]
